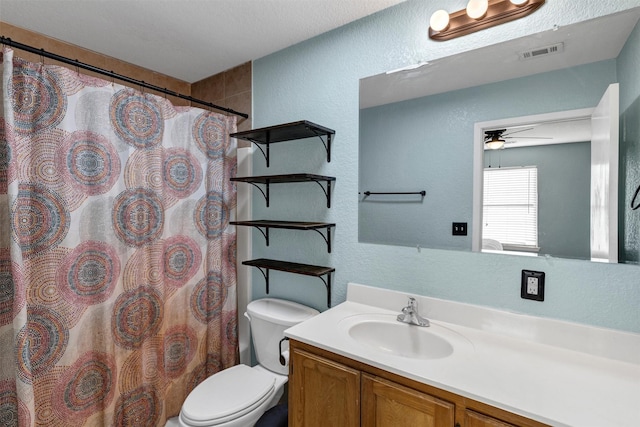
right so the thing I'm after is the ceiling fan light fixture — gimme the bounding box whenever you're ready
[486,136,506,150]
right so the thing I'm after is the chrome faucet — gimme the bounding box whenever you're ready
[397,297,430,327]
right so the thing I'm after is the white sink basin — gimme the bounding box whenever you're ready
[339,313,472,360]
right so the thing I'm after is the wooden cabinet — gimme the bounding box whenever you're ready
[362,374,454,427]
[289,348,360,427]
[289,340,549,427]
[465,410,516,427]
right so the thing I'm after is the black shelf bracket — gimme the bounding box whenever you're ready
[246,138,271,167]
[255,226,270,247]
[313,179,333,208]
[311,227,333,253]
[309,126,332,163]
[318,273,332,307]
[253,266,271,295]
[245,181,270,207]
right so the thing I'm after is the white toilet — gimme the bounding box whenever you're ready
[171,298,319,427]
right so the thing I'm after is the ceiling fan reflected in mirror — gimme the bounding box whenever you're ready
[484,129,506,149]
[484,127,552,150]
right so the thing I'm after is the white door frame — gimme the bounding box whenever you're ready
[590,83,619,263]
[472,107,595,252]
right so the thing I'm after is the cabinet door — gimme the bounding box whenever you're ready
[290,348,361,427]
[362,374,454,427]
[466,410,516,427]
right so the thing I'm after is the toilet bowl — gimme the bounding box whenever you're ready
[168,298,318,427]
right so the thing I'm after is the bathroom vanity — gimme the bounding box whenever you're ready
[288,340,547,427]
[285,283,640,426]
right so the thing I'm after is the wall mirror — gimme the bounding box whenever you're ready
[359,8,640,264]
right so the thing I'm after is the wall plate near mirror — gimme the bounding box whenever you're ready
[359,7,640,264]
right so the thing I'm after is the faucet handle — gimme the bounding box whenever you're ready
[398,296,430,327]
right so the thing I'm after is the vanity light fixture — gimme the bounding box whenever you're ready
[429,0,545,41]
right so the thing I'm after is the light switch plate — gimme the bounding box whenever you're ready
[452,222,467,236]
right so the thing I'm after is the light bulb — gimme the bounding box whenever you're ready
[466,0,488,19]
[430,9,450,32]
[510,0,529,5]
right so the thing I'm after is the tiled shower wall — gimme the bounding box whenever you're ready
[192,62,252,138]
[0,22,251,128]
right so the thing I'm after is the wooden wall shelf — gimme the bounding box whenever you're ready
[230,120,335,167]
[243,258,335,307]
[231,174,335,208]
[231,220,336,252]
[233,120,336,306]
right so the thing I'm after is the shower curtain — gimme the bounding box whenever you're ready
[0,48,238,426]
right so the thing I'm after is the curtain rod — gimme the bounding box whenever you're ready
[0,36,249,119]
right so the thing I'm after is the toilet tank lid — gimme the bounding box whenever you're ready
[247,298,319,326]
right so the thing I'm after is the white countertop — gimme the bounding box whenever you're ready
[285,283,640,427]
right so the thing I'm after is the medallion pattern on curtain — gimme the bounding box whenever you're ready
[0,48,238,426]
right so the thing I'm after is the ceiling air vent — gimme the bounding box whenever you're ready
[519,42,564,60]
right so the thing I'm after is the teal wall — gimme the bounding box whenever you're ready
[251,0,640,333]
[618,17,640,263]
[490,142,591,260]
[359,60,615,253]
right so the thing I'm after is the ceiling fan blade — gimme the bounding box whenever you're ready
[502,127,534,136]
[504,136,553,139]
[484,129,506,139]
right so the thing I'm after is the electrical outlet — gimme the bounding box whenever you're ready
[452,222,467,236]
[521,270,545,301]
[527,276,538,295]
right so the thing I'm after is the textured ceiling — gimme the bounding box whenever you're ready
[1,0,405,82]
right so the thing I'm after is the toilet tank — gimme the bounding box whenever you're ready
[246,298,319,375]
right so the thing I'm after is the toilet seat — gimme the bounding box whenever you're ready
[180,364,276,426]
